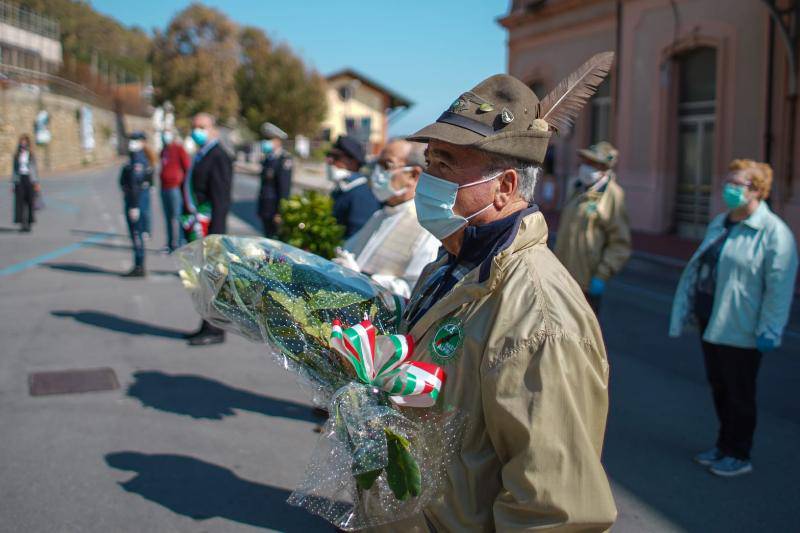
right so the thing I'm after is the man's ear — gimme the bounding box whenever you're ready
[494,169,518,208]
[409,166,422,182]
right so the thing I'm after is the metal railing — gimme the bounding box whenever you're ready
[0,1,59,40]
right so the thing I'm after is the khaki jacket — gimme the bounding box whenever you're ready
[554,176,631,291]
[376,210,616,532]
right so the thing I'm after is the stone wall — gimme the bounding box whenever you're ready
[0,85,153,176]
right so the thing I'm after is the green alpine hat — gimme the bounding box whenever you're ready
[409,74,551,164]
[409,52,615,165]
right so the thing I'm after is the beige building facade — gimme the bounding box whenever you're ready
[501,0,800,240]
[321,69,411,156]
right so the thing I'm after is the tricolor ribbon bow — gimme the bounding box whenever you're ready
[330,320,445,408]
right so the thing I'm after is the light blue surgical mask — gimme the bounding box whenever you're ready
[191,128,208,146]
[723,183,749,209]
[261,140,274,154]
[414,171,501,240]
[370,164,412,203]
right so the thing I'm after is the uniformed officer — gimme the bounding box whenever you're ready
[326,135,380,238]
[554,141,631,314]
[257,122,293,238]
[378,53,618,531]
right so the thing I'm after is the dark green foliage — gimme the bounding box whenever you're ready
[235,26,328,137]
[278,191,344,260]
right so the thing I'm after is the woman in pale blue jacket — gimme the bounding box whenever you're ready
[670,159,797,477]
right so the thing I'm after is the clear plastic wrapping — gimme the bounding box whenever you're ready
[176,236,462,530]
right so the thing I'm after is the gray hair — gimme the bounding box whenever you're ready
[194,112,217,127]
[484,154,542,203]
[387,137,426,169]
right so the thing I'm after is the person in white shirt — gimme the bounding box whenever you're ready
[334,139,440,298]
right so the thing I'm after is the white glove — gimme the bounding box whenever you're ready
[128,208,140,222]
[332,247,361,272]
[371,274,412,299]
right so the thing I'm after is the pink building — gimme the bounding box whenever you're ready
[501,0,800,241]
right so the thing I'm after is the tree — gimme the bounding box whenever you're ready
[151,3,240,122]
[235,26,328,137]
[16,0,151,80]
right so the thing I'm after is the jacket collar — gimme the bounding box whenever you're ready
[336,173,368,193]
[740,201,770,230]
[408,207,548,340]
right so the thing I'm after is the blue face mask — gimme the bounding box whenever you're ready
[723,183,749,209]
[191,128,208,147]
[414,171,501,240]
[261,140,274,154]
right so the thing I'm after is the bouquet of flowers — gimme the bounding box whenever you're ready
[176,235,462,530]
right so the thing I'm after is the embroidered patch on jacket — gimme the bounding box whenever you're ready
[429,317,464,365]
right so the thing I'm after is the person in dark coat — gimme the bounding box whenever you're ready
[11,134,39,232]
[257,122,292,238]
[119,132,155,277]
[183,112,233,346]
[327,135,380,238]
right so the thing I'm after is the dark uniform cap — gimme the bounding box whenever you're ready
[327,135,366,165]
[408,74,551,164]
[128,131,146,140]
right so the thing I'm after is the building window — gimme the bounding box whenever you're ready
[338,84,354,102]
[360,117,371,139]
[674,47,716,239]
[345,117,356,136]
[590,78,611,144]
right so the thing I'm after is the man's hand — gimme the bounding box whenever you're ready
[332,247,360,272]
[588,277,606,296]
[128,208,141,223]
[756,334,778,353]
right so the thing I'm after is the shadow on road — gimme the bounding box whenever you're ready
[105,452,331,531]
[51,310,187,339]
[45,262,121,276]
[127,370,318,423]
[45,262,179,278]
[70,229,128,239]
[0,226,20,233]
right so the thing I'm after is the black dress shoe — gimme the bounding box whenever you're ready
[187,332,225,346]
[122,266,145,278]
[183,328,204,339]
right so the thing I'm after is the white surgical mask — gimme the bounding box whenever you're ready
[370,165,412,202]
[162,132,174,145]
[128,140,144,152]
[578,164,604,185]
[327,164,351,183]
[414,171,501,240]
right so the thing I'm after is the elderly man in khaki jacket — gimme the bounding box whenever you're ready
[554,141,632,313]
[376,55,617,532]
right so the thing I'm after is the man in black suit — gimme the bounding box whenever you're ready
[257,122,292,238]
[183,112,233,346]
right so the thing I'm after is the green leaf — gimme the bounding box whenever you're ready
[384,429,421,501]
[307,289,369,310]
[355,468,382,491]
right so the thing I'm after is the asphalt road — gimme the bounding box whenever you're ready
[0,164,798,532]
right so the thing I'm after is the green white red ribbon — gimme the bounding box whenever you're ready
[330,319,444,408]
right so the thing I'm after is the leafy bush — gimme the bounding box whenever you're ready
[278,191,344,259]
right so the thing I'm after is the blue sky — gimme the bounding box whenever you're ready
[90,0,509,135]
